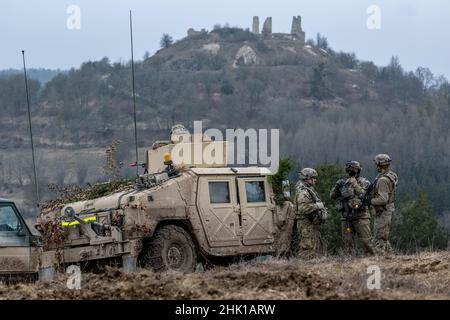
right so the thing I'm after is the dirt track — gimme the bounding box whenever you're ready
[1,252,449,300]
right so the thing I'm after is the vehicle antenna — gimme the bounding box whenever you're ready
[129,10,139,177]
[21,50,40,208]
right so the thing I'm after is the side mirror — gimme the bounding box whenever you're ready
[16,222,26,237]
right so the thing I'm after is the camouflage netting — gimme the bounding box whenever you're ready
[34,139,136,248]
[36,179,135,248]
[40,179,135,215]
[39,218,66,251]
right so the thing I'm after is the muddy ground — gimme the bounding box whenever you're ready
[0,251,449,300]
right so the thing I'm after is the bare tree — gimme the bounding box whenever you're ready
[316,33,329,50]
[415,67,435,89]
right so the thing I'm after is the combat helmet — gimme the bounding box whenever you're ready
[299,168,318,180]
[374,154,392,166]
[345,160,362,176]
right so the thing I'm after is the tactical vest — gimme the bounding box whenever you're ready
[335,177,370,218]
[297,183,326,224]
[374,170,398,205]
[338,177,370,198]
[297,183,321,204]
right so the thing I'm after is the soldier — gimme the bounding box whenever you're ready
[330,161,374,256]
[295,168,327,259]
[370,154,398,255]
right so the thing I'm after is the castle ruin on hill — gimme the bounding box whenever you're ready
[252,16,306,43]
[187,16,306,44]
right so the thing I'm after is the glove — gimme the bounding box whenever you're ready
[316,202,325,210]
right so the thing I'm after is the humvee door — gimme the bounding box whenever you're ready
[197,177,241,247]
[237,177,274,245]
[0,203,36,273]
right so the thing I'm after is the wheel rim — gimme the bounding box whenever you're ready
[167,243,184,269]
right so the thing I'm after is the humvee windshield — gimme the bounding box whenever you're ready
[0,205,20,232]
[0,204,26,245]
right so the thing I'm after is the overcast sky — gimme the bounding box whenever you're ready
[1,0,449,79]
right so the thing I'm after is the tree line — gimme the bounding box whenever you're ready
[0,28,449,232]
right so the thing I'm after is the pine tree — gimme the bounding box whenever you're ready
[268,158,294,205]
[309,62,332,100]
[160,34,174,49]
[314,165,346,253]
[391,192,448,252]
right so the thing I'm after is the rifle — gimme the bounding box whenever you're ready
[306,208,327,225]
[361,176,379,209]
[337,197,353,233]
[335,179,360,233]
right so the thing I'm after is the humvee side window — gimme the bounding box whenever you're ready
[245,181,266,203]
[0,205,20,232]
[209,182,230,204]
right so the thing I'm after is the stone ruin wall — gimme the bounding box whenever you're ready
[250,15,305,43]
[187,16,305,43]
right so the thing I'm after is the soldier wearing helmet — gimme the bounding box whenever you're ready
[370,154,398,255]
[295,168,327,259]
[330,161,374,256]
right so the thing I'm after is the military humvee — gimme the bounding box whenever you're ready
[0,199,41,277]
[1,126,295,279]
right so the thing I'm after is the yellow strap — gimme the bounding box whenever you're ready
[61,215,97,227]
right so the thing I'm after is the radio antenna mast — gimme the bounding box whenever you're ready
[21,50,40,207]
[129,10,139,177]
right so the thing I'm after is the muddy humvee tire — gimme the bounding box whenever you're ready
[140,225,197,272]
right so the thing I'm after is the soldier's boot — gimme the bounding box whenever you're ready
[298,237,320,260]
[372,238,381,253]
[297,250,317,260]
[373,239,393,256]
[361,241,375,256]
[385,241,395,256]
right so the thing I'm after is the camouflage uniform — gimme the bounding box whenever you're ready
[371,170,398,254]
[295,181,324,259]
[330,177,374,256]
